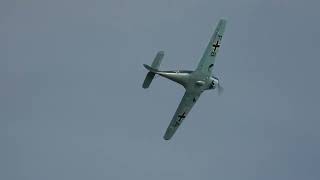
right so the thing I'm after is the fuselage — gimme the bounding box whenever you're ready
[155,70,219,93]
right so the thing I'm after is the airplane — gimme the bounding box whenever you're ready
[142,19,227,140]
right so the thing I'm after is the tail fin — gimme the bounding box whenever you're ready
[142,51,164,89]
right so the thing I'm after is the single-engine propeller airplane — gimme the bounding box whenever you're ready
[142,19,227,140]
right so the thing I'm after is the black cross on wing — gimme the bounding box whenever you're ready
[178,112,186,120]
[163,91,201,140]
[212,40,220,52]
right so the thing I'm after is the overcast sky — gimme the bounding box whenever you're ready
[1,0,320,179]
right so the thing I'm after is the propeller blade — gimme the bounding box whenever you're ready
[218,83,224,95]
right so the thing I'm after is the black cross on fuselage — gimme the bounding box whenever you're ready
[212,40,220,51]
[178,112,186,122]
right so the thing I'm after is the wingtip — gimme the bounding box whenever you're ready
[220,18,227,22]
[158,50,164,54]
[163,131,173,140]
[163,136,171,141]
[219,19,227,25]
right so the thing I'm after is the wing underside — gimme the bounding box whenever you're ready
[163,91,201,140]
[196,19,227,75]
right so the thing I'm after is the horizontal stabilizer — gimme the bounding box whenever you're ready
[142,72,156,89]
[151,51,164,69]
[142,51,164,89]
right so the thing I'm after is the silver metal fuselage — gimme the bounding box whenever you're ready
[155,70,219,93]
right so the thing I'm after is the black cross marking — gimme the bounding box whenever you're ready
[178,112,186,122]
[173,112,187,127]
[212,40,220,51]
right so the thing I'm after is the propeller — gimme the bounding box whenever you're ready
[217,82,224,95]
[214,76,224,95]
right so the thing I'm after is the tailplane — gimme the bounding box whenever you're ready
[142,51,164,89]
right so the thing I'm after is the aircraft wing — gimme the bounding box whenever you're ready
[163,90,202,140]
[195,19,227,75]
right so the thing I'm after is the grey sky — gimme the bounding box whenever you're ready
[1,0,320,179]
